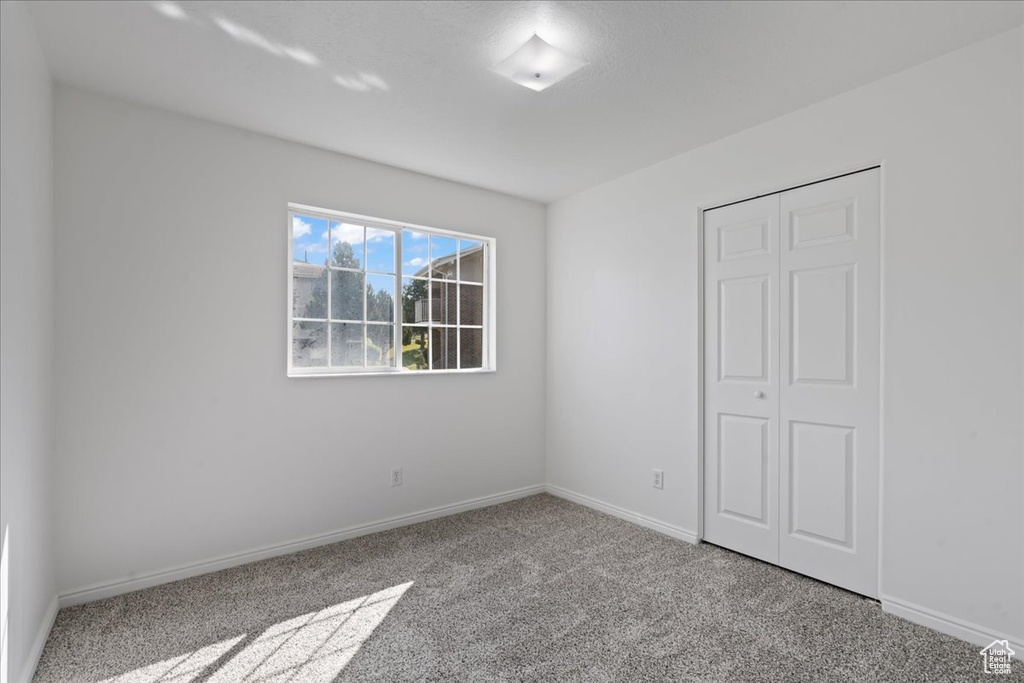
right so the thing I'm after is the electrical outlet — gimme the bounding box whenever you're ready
[652,469,664,490]
[391,467,403,487]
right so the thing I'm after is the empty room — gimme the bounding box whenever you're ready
[1,1,1022,681]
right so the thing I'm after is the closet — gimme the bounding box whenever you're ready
[703,167,880,598]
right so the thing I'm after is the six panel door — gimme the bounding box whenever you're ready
[703,168,880,598]
[778,169,880,597]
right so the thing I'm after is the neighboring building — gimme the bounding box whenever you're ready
[292,260,326,317]
[413,243,483,281]
[411,244,484,325]
[292,260,327,366]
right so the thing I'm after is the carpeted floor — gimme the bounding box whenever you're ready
[34,494,1017,682]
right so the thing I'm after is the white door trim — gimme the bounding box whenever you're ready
[695,160,886,597]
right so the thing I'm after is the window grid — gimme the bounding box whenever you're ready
[290,220,399,370]
[325,222,399,369]
[404,234,487,371]
[289,207,490,376]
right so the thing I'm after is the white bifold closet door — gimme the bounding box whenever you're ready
[703,168,880,598]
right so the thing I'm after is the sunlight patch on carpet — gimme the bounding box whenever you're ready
[100,635,246,683]
[99,581,412,683]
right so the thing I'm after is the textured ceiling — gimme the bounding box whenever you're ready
[26,1,1024,202]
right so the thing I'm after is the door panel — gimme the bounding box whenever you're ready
[718,414,770,524]
[790,199,856,249]
[790,265,855,386]
[719,218,771,261]
[789,421,854,547]
[703,194,780,564]
[779,168,880,597]
[719,276,769,382]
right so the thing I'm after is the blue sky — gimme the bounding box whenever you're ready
[292,214,480,276]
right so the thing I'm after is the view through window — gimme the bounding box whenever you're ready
[289,207,491,375]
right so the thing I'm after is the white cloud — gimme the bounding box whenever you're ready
[328,224,392,245]
[331,223,363,245]
[292,216,313,239]
[299,221,393,254]
[405,257,426,267]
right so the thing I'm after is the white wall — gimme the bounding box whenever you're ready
[547,28,1023,646]
[52,87,546,597]
[0,1,57,681]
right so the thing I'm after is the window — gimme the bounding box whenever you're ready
[288,205,494,376]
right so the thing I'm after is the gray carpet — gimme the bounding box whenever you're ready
[34,494,1017,682]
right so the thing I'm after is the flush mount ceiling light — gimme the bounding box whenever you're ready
[491,34,586,92]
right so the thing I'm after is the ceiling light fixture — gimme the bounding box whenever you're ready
[491,34,586,92]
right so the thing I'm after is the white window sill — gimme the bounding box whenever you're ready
[288,368,497,379]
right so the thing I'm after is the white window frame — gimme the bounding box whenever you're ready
[287,203,497,377]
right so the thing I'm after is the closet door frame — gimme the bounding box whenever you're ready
[696,160,886,598]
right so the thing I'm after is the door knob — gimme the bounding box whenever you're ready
[753,390,764,398]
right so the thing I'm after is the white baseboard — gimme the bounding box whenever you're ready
[545,484,699,544]
[19,594,58,683]
[59,484,546,608]
[881,595,1024,660]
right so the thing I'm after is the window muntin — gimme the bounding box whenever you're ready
[400,232,486,372]
[289,207,491,376]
